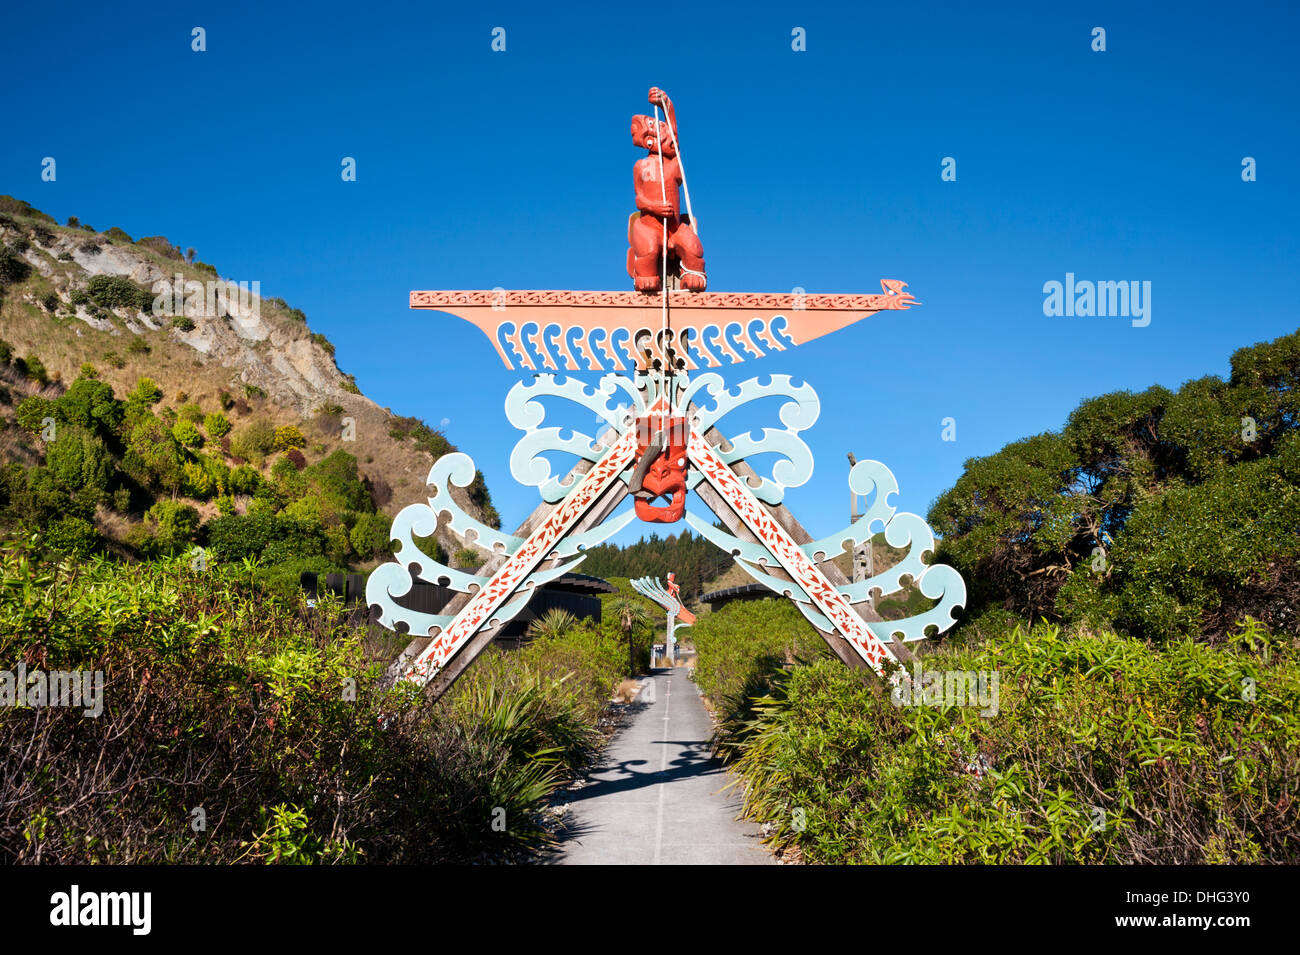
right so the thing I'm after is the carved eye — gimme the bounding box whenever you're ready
[677,458,686,467]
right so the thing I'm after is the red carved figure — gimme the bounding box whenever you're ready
[629,413,689,523]
[628,87,707,292]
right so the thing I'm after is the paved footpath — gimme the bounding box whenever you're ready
[554,665,773,865]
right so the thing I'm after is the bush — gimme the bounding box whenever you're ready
[172,419,204,449]
[135,236,183,260]
[17,355,47,385]
[230,420,275,462]
[229,464,262,495]
[0,246,32,286]
[304,449,370,512]
[689,598,826,717]
[171,315,195,332]
[46,426,111,500]
[713,619,1299,864]
[86,274,152,311]
[41,516,100,556]
[348,512,393,561]
[204,411,231,438]
[0,551,615,862]
[127,377,163,405]
[273,425,306,451]
[144,501,202,555]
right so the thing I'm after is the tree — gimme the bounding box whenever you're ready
[127,377,163,405]
[928,325,1300,639]
[611,594,653,676]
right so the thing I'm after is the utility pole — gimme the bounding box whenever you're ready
[847,453,873,605]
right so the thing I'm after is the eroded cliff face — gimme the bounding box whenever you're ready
[0,210,486,528]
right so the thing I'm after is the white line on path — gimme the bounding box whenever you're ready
[652,674,671,866]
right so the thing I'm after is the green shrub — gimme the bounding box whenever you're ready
[229,464,262,495]
[42,516,100,556]
[690,598,826,716]
[46,426,111,500]
[127,376,163,405]
[714,619,1299,864]
[172,419,203,449]
[304,449,371,512]
[230,420,275,462]
[135,235,183,260]
[16,355,48,385]
[86,274,151,311]
[204,411,231,438]
[144,500,202,555]
[0,246,32,286]
[348,511,393,560]
[273,425,306,451]
[0,551,612,862]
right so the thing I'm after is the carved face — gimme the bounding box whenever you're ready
[633,419,688,523]
[630,115,676,158]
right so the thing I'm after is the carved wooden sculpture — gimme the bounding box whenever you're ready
[369,89,964,697]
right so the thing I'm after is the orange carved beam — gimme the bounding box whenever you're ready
[410,280,917,371]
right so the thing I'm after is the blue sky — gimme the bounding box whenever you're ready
[3,0,1297,544]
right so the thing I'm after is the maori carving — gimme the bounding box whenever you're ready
[374,88,963,695]
[627,87,707,291]
[686,453,967,659]
[410,281,917,372]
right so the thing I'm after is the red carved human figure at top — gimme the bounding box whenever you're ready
[627,87,707,292]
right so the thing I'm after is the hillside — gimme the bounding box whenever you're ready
[580,525,929,622]
[0,195,496,583]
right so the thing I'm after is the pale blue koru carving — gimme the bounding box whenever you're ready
[364,450,634,639]
[686,456,966,645]
[630,576,683,617]
[368,369,965,650]
[506,370,817,509]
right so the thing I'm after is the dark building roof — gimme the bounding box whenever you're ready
[544,572,619,595]
[698,582,774,606]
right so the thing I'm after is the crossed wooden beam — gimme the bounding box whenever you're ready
[382,283,922,698]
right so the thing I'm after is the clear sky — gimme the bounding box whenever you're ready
[3,0,1297,543]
